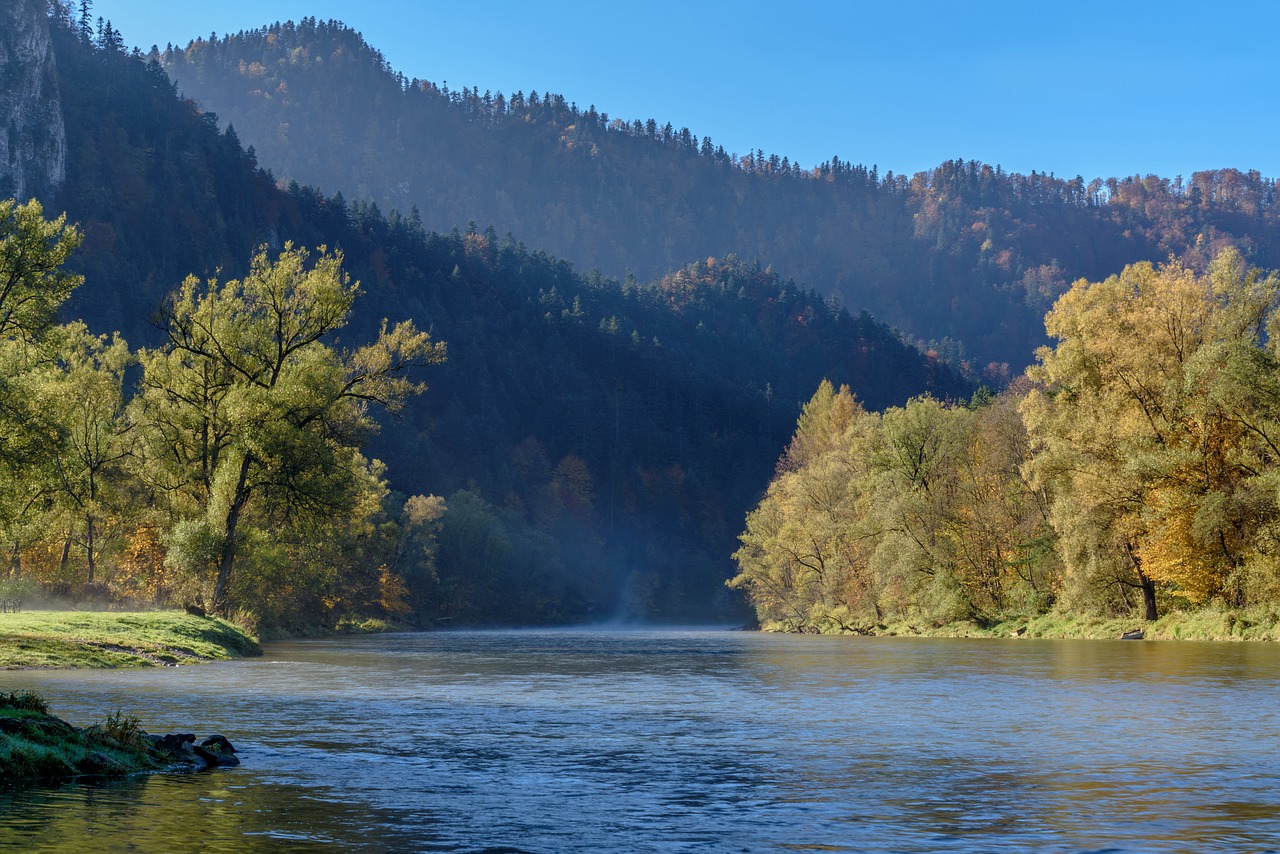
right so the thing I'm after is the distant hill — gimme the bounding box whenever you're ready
[160,18,1280,377]
[35,10,966,622]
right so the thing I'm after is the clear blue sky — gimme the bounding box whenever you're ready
[92,0,1280,182]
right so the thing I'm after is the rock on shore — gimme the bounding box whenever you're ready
[0,691,241,786]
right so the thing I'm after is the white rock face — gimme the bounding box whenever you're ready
[0,0,67,201]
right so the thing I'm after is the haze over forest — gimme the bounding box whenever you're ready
[4,1,1280,632]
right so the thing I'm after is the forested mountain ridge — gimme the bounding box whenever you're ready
[159,18,1280,378]
[0,6,965,628]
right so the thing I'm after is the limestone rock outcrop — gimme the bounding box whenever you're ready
[0,0,67,201]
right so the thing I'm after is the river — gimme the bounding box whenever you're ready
[1,628,1279,852]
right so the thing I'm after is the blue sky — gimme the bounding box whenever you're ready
[91,0,1280,182]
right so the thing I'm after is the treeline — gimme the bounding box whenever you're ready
[0,200,443,630]
[157,17,1280,375]
[732,250,1280,630]
[1,6,967,628]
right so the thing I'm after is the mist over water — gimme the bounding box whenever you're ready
[3,629,1279,853]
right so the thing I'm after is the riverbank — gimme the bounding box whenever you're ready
[757,605,1280,640]
[0,690,238,786]
[869,606,1280,641]
[0,611,261,669]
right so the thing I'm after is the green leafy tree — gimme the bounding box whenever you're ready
[434,489,513,621]
[0,199,83,344]
[0,200,84,574]
[391,493,447,614]
[133,244,445,613]
[35,323,135,583]
[0,199,83,469]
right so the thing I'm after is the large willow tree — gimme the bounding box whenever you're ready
[133,244,446,613]
[1021,249,1280,618]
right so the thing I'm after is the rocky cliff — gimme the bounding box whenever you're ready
[0,0,66,201]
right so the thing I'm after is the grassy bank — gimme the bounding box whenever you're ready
[0,691,237,786]
[765,606,1280,641]
[989,607,1280,641]
[0,691,166,783]
[0,611,261,669]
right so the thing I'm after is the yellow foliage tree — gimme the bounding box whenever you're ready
[1022,248,1280,617]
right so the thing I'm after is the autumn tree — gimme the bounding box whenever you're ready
[1021,249,1280,618]
[132,244,446,614]
[950,386,1058,614]
[731,382,873,631]
[733,381,1058,632]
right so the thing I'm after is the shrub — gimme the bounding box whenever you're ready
[102,709,144,748]
[0,691,50,715]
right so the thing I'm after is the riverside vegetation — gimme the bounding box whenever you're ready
[0,689,240,786]
[732,250,1280,636]
[0,196,445,630]
[0,610,257,784]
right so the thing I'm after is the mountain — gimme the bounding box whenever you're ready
[159,18,1280,379]
[28,9,966,622]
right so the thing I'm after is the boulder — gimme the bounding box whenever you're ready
[154,733,195,753]
[78,751,125,775]
[200,734,236,754]
[191,744,219,767]
[152,731,241,768]
[193,744,240,767]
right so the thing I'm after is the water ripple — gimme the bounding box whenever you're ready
[3,630,1279,853]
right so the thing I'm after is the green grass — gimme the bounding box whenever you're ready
[334,617,397,634]
[0,693,169,784]
[866,606,1280,641]
[0,611,261,669]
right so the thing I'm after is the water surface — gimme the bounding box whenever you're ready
[2,629,1278,852]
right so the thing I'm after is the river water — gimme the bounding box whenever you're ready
[1,629,1279,853]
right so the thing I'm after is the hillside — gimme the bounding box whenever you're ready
[160,18,1280,378]
[14,9,967,624]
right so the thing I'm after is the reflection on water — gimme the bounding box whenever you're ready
[3,630,1280,853]
[0,773,421,852]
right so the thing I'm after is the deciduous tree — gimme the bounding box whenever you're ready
[1021,249,1280,618]
[133,244,445,613]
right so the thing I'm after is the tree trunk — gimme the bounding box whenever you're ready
[58,536,71,578]
[85,516,95,585]
[211,454,253,615]
[1123,538,1158,621]
[1140,571,1158,621]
